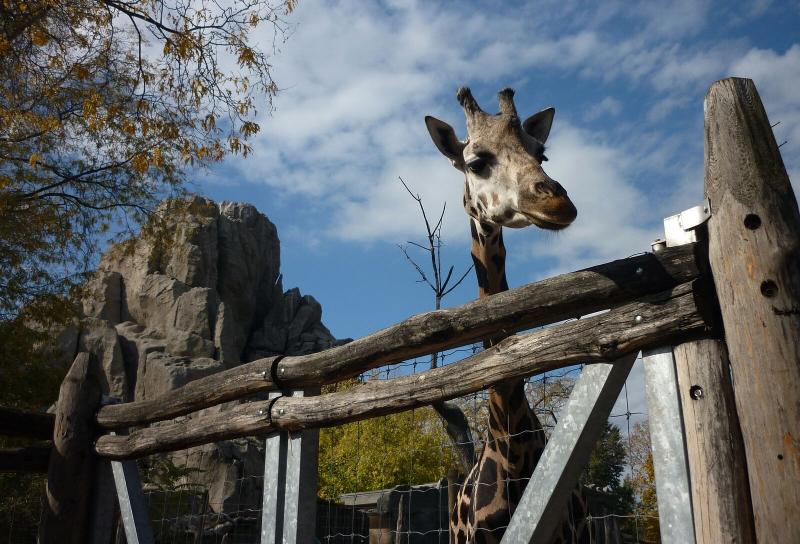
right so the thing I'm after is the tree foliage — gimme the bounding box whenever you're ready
[580,421,635,514]
[625,421,660,542]
[317,379,459,500]
[0,0,294,319]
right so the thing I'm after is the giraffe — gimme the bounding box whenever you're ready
[425,87,591,544]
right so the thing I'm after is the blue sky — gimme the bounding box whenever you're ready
[196,0,799,343]
[189,0,799,423]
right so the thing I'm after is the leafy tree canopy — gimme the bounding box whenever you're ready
[625,421,660,542]
[0,0,295,320]
[318,379,459,500]
[581,421,635,515]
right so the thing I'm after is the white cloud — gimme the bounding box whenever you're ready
[331,153,466,244]
[633,0,713,38]
[730,45,800,193]
[646,94,692,122]
[585,96,623,121]
[518,123,656,276]
[206,0,797,261]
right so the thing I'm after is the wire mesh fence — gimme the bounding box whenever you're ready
[312,344,662,543]
[1,345,662,543]
[0,496,41,544]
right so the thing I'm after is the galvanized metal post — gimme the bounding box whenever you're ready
[111,458,154,544]
[501,353,637,543]
[261,390,318,544]
[261,392,285,544]
[642,346,695,543]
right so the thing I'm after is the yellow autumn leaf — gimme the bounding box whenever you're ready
[31,28,49,47]
[131,154,149,174]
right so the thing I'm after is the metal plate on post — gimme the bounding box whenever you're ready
[642,346,695,544]
[501,353,637,543]
[662,199,711,247]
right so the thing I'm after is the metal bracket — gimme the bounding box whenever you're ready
[654,198,712,249]
[106,431,154,544]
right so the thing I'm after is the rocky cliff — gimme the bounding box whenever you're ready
[57,196,342,532]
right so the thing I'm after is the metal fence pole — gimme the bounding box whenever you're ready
[642,346,695,544]
[261,390,318,544]
[111,458,154,544]
[501,353,637,543]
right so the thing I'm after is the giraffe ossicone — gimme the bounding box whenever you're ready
[426,87,590,544]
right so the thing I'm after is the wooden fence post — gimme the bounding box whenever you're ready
[673,339,755,542]
[704,77,800,542]
[38,352,102,544]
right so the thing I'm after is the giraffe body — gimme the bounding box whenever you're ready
[425,88,591,543]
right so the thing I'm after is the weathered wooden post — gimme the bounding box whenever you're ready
[673,338,755,542]
[38,352,102,544]
[704,77,800,542]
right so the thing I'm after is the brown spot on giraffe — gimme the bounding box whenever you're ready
[426,87,591,543]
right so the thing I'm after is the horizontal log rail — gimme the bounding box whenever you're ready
[96,244,702,430]
[0,445,52,472]
[0,406,56,440]
[95,281,710,459]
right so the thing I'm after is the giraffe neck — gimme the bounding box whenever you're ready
[469,218,508,299]
[469,218,545,451]
[450,219,590,542]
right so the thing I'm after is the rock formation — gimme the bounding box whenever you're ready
[60,196,343,534]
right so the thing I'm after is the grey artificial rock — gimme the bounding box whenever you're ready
[77,318,127,400]
[67,195,341,518]
[213,201,281,365]
[136,352,224,401]
[81,270,122,323]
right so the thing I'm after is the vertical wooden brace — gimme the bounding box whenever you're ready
[673,339,755,542]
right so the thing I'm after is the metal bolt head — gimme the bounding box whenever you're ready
[262,371,269,380]
[258,409,266,416]
[279,366,286,374]
[635,267,644,276]
[278,408,285,415]
[651,239,666,252]
[634,315,643,324]
[689,385,704,400]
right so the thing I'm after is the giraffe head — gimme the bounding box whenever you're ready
[426,87,577,230]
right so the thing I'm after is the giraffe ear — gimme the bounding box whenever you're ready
[425,116,465,170]
[522,107,555,144]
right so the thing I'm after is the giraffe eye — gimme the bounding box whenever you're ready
[466,158,487,173]
[467,155,489,174]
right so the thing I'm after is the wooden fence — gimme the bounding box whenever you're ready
[2,77,798,544]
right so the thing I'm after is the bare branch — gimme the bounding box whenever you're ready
[442,264,474,297]
[398,244,435,291]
